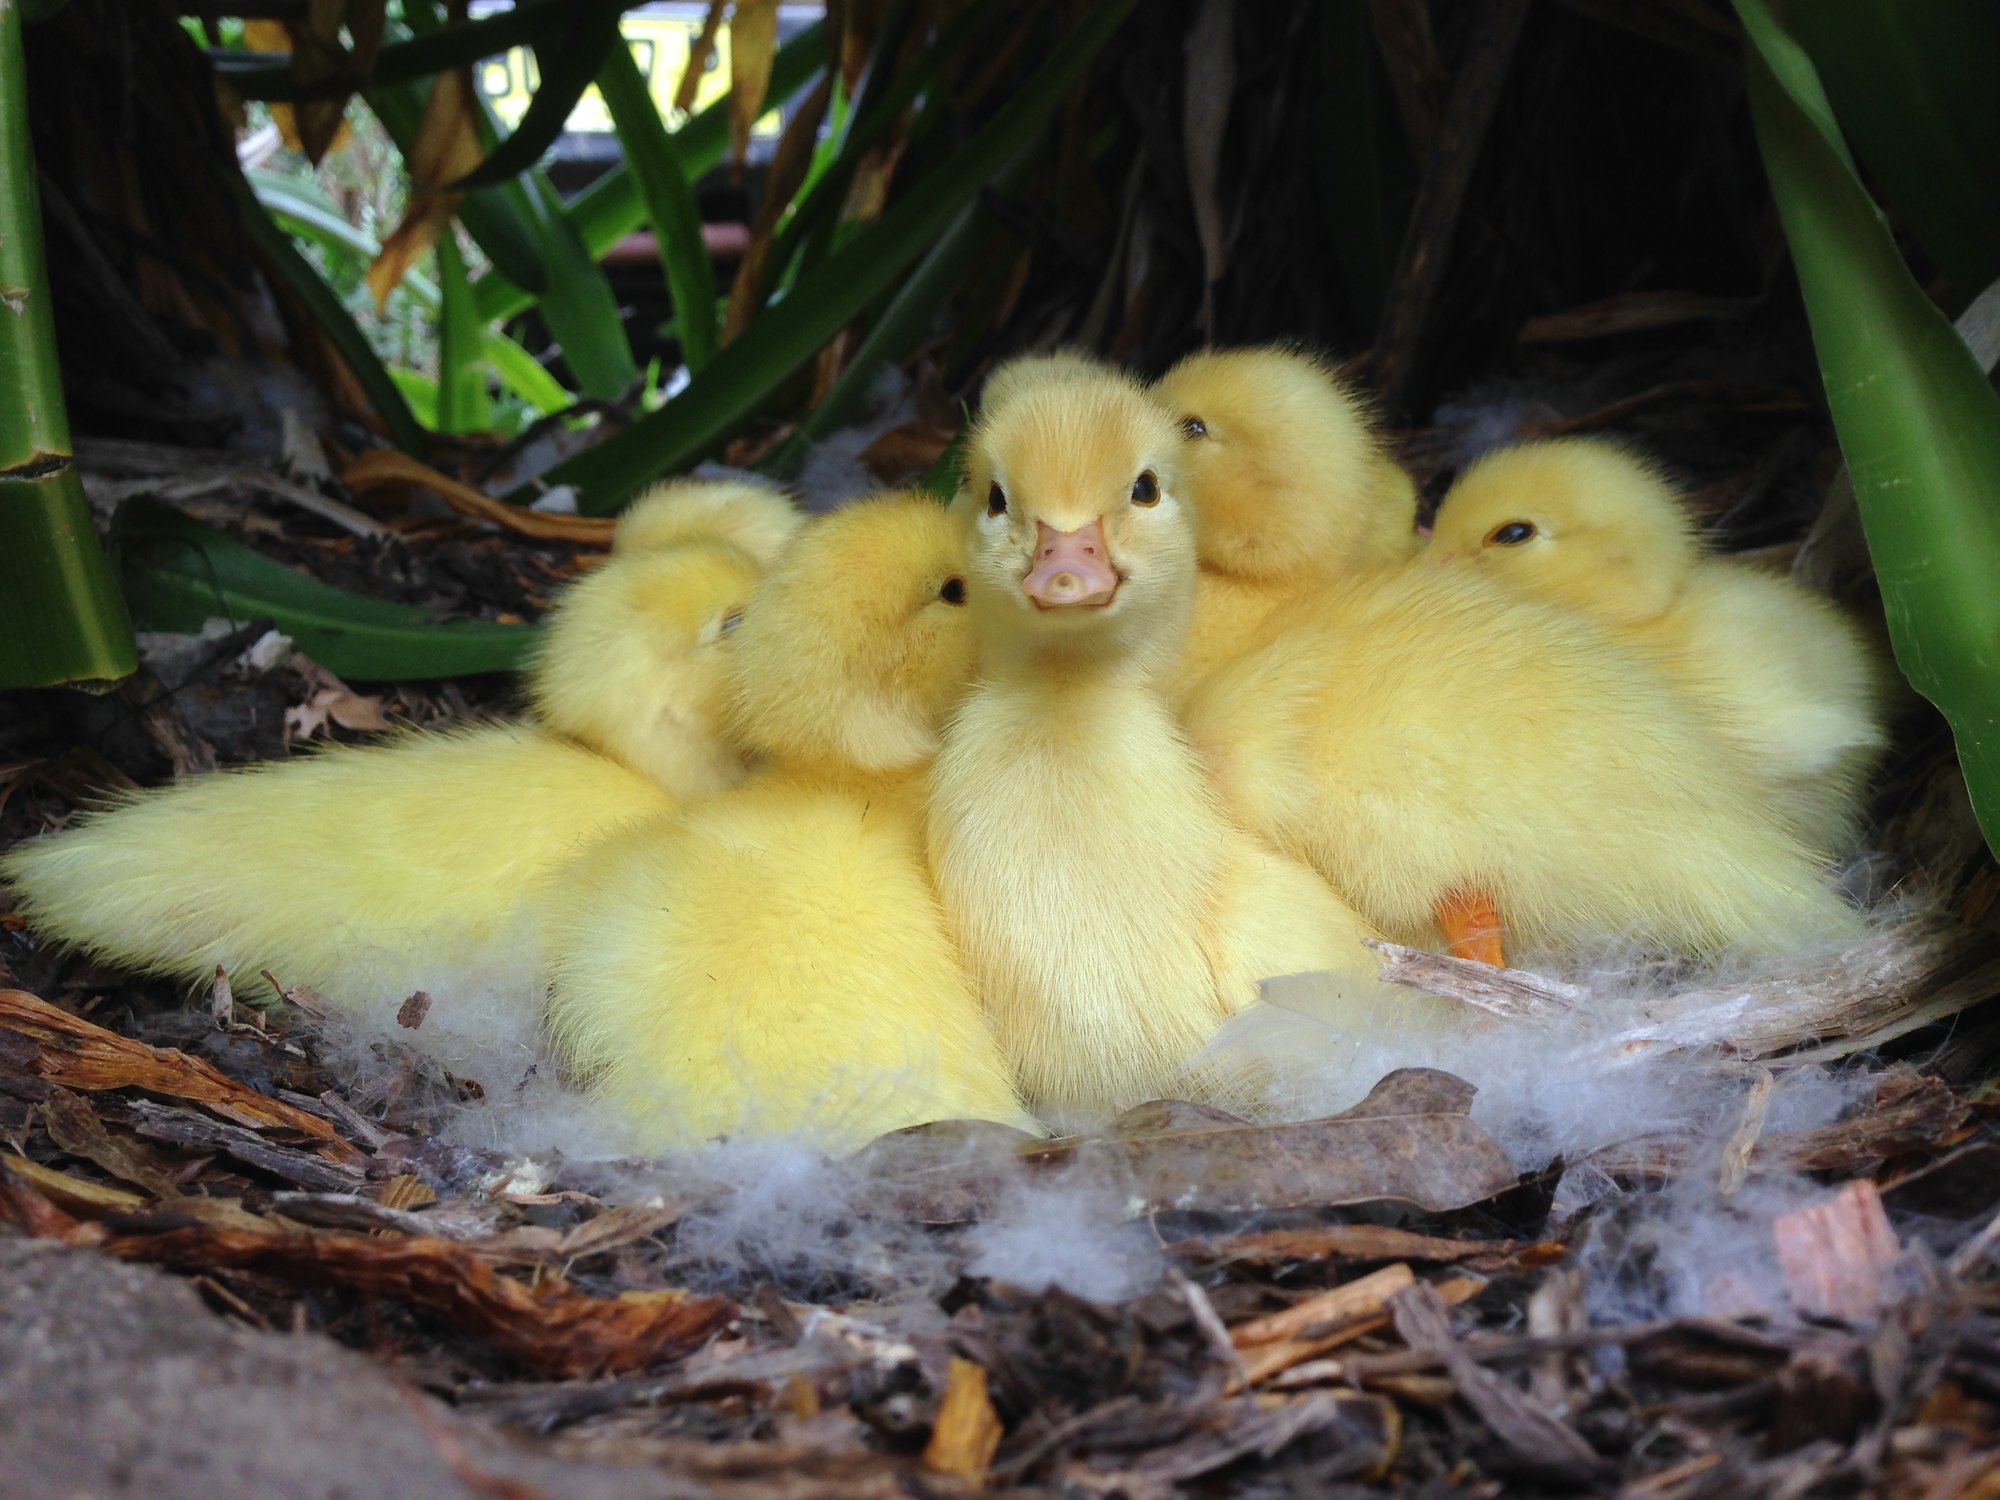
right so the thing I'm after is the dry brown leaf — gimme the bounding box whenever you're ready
[923,1358,1004,1481]
[0,989,362,1162]
[100,1221,735,1377]
[723,69,834,342]
[676,0,729,113]
[864,1070,1518,1225]
[367,66,485,307]
[728,0,781,176]
[285,683,391,743]
[341,448,618,544]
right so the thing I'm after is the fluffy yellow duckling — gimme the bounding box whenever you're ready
[1184,537,1864,966]
[527,479,802,795]
[2,482,795,1028]
[928,367,1389,1122]
[1426,438,1892,856]
[1150,346,1421,702]
[541,495,1031,1151]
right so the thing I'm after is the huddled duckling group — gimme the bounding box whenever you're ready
[2,347,1892,1151]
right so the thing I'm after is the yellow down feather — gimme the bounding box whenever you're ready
[541,495,1031,1151]
[931,359,1393,1123]
[1428,437,1893,855]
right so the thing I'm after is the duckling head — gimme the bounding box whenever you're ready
[962,365,1193,675]
[1429,437,1698,625]
[529,536,760,798]
[1152,345,1415,581]
[728,493,977,774]
[613,478,804,566]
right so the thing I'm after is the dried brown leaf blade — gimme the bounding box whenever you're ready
[728,0,781,175]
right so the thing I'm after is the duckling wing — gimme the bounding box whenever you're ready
[2,726,675,1043]
[541,784,1031,1152]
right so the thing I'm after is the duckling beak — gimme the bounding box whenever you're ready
[1023,519,1120,609]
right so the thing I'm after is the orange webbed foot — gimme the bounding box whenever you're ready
[1437,887,1506,968]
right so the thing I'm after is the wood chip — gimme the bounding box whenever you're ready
[0,989,361,1163]
[1367,939,1585,1021]
[923,1357,1003,1482]
[1773,1180,1902,1321]
[1390,1280,1607,1485]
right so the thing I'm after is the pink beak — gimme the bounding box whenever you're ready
[1023,519,1119,609]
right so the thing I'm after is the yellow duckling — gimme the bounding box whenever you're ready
[1149,346,1421,702]
[527,478,802,796]
[541,495,1032,1151]
[1184,538,1864,967]
[928,367,1389,1122]
[1,482,793,1029]
[1426,438,1892,857]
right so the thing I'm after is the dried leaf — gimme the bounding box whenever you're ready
[723,69,835,342]
[865,1070,1517,1225]
[677,0,729,114]
[0,989,362,1163]
[342,449,618,544]
[728,0,781,176]
[285,674,391,743]
[923,1357,1003,1480]
[368,67,484,307]
[102,1221,734,1377]
[39,1087,183,1199]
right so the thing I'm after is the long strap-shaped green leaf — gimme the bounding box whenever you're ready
[469,20,823,325]
[1734,0,2000,856]
[452,0,627,190]
[596,37,718,373]
[115,500,534,681]
[535,0,1139,514]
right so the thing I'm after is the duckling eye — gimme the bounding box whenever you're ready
[938,577,967,605]
[1130,470,1160,507]
[1485,520,1536,546]
[718,606,746,634]
[986,482,1007,517]
[1180,416,1207,440]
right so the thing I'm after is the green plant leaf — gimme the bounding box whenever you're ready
[214,0,577,100]
[522,170,638,400]
[435,229,491,432]
[482,329,569,415]
[114,500,535,681]
[596,35,718,372]
[760,166,1018,480]
[471,19,827,324]
[248,170,443,308]
[1735,0,2000,856]
[452,0,626,189]
[1786,0,2000,301]
[537,0,1139,514]
[232,175,430,458]
[389,366,441,428]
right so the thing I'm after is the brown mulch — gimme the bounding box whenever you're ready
[3,358,2000,1498]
